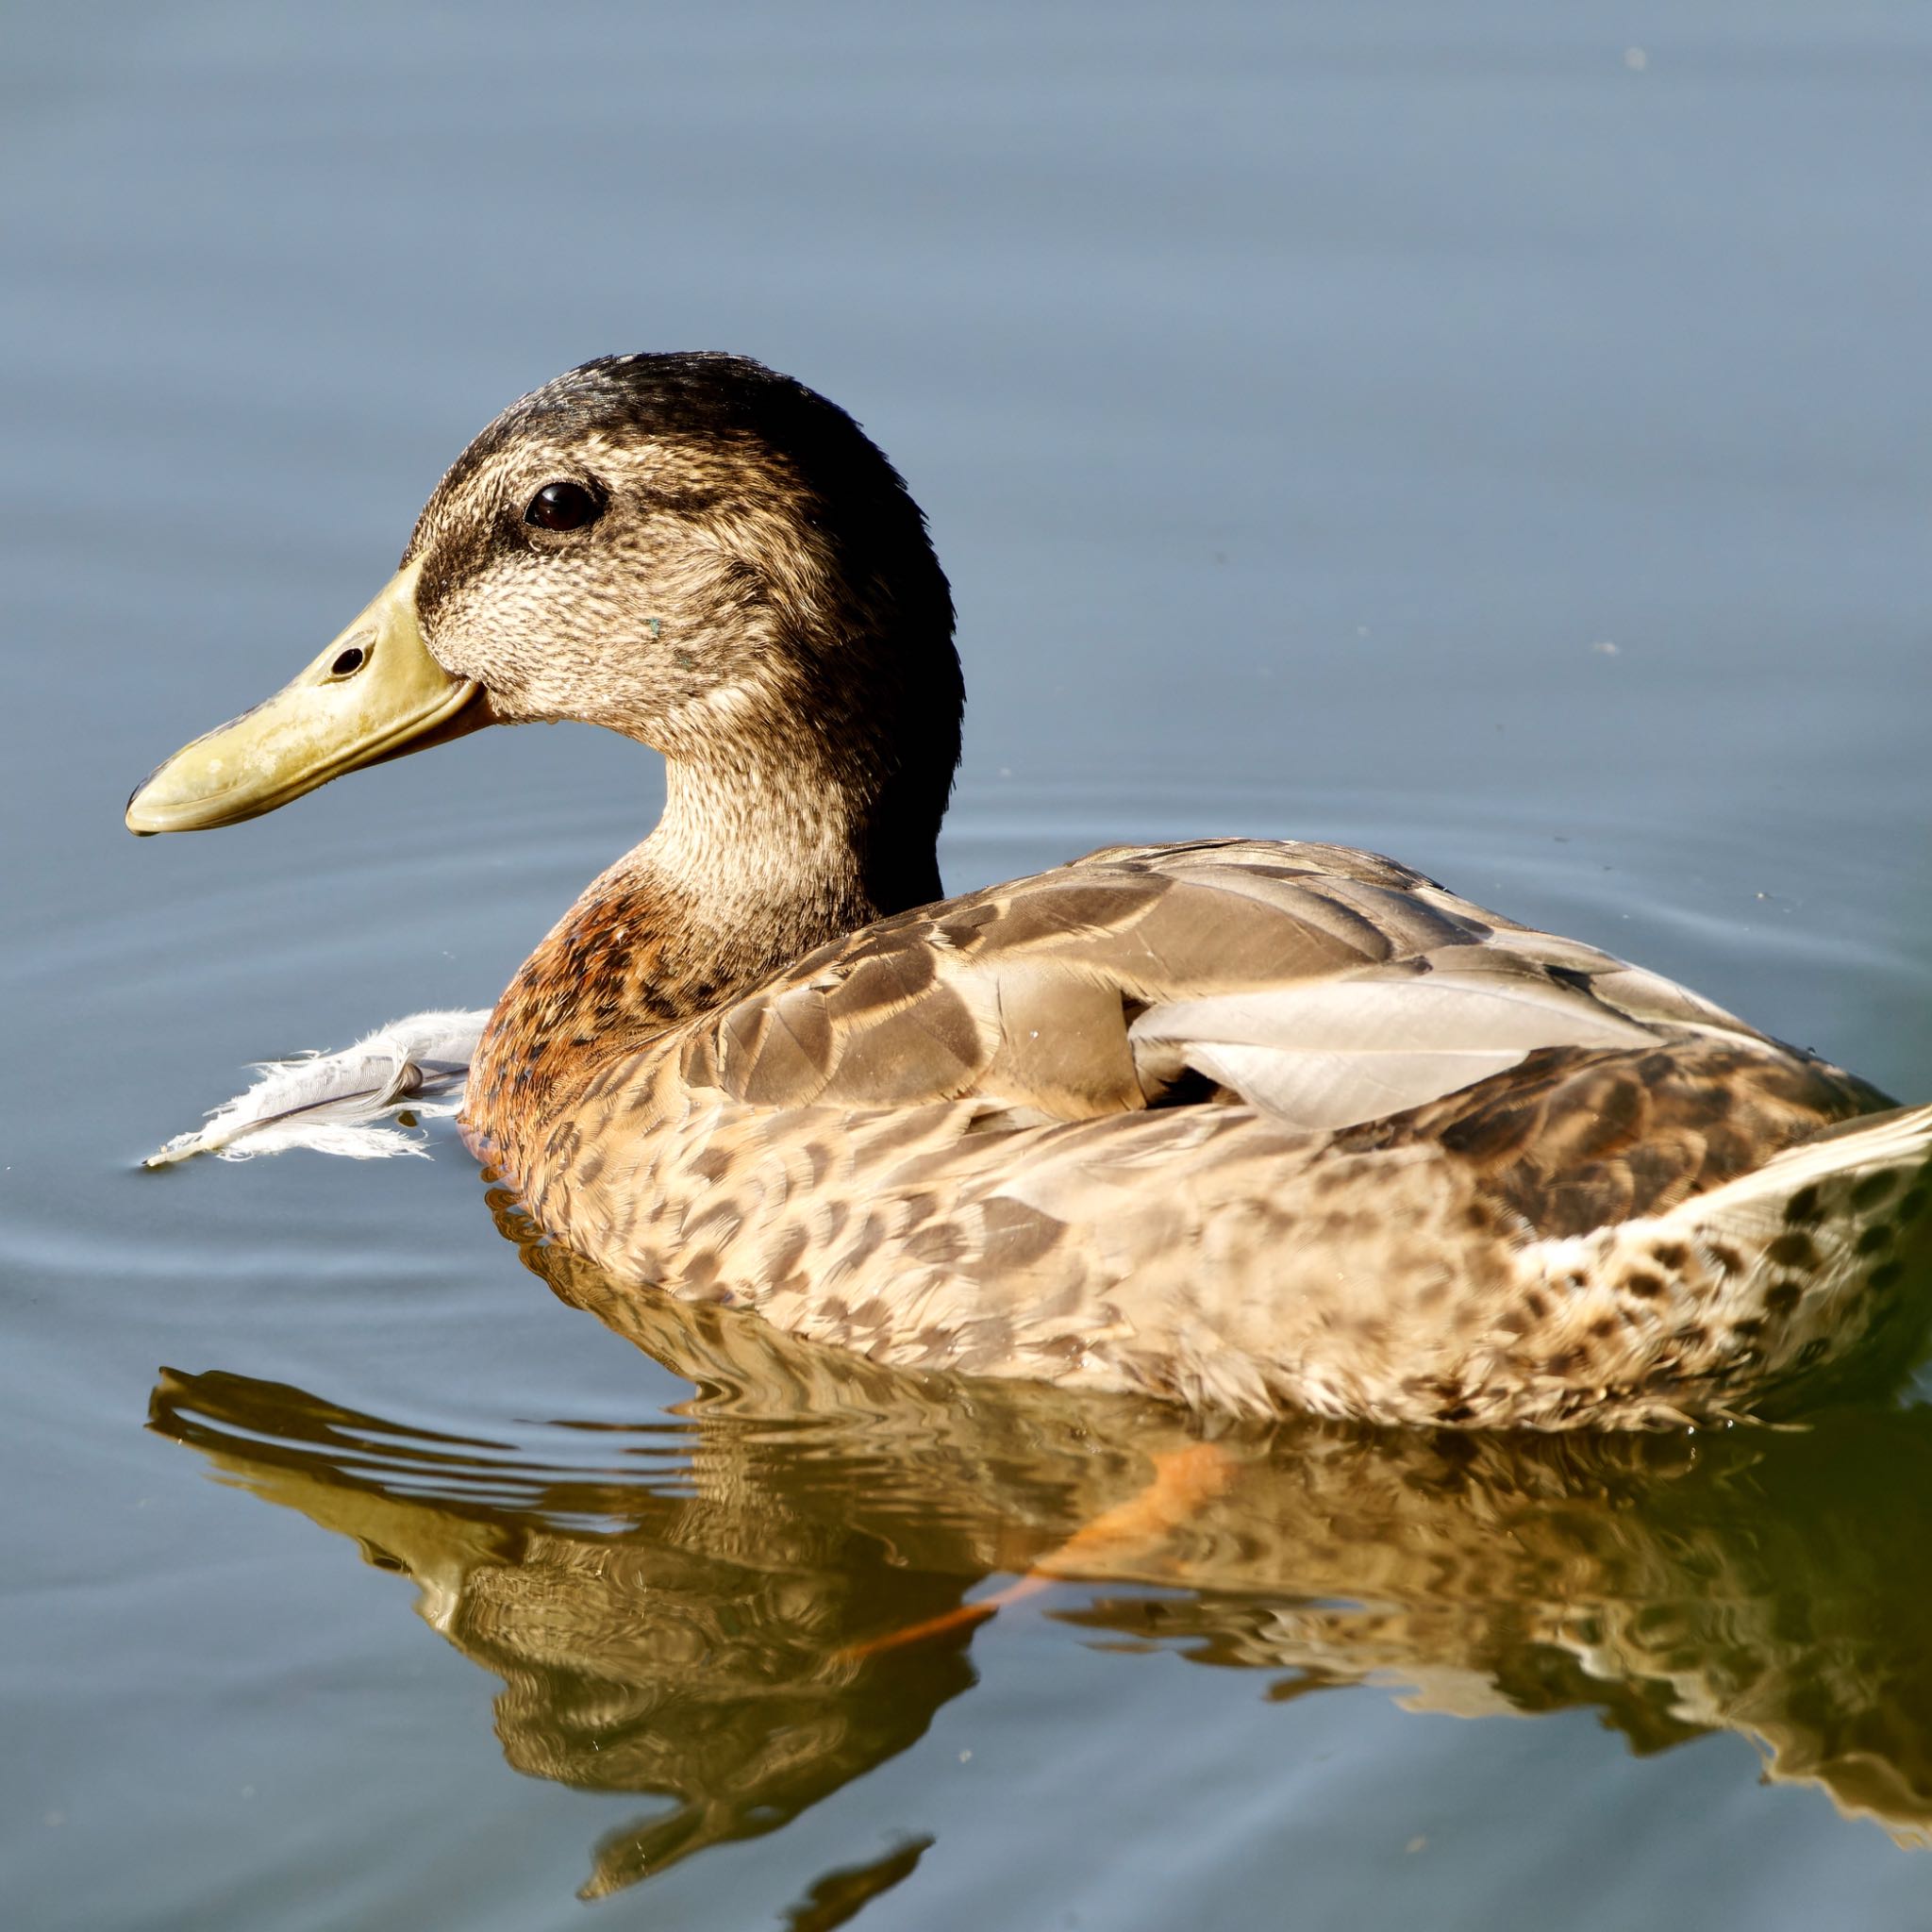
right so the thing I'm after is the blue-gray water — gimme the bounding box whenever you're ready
[5,5,1931,1927]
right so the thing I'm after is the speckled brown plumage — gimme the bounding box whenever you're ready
[227,354,1932,1425]
[473,836,1928,1428]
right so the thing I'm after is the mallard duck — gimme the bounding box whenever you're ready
[125,353,1932,1428]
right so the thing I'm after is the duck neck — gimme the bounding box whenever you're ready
[647,737,944,958]
[467,690,957,1162]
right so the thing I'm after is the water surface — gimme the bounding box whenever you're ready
[5,5,1931,1928]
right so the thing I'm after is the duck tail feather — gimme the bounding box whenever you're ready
[1684,1101,1932,1243]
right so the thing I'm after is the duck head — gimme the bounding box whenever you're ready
[125,354,961,905]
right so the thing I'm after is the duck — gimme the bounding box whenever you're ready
[125,352,1932,1429]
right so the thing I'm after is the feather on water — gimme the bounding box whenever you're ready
[144,1009,491,1166]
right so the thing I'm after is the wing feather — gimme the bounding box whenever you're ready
[1129,966,1656,1129]
[691,842,1760,1130]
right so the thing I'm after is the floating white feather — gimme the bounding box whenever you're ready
[144,1008,492,1167]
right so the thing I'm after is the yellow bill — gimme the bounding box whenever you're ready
[125,562,488,834]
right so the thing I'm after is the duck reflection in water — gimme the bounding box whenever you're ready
[151,1221,1932,1906]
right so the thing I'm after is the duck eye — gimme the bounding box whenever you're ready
[525,481,601,533]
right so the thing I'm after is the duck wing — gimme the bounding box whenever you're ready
[687,839,1764,1134]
